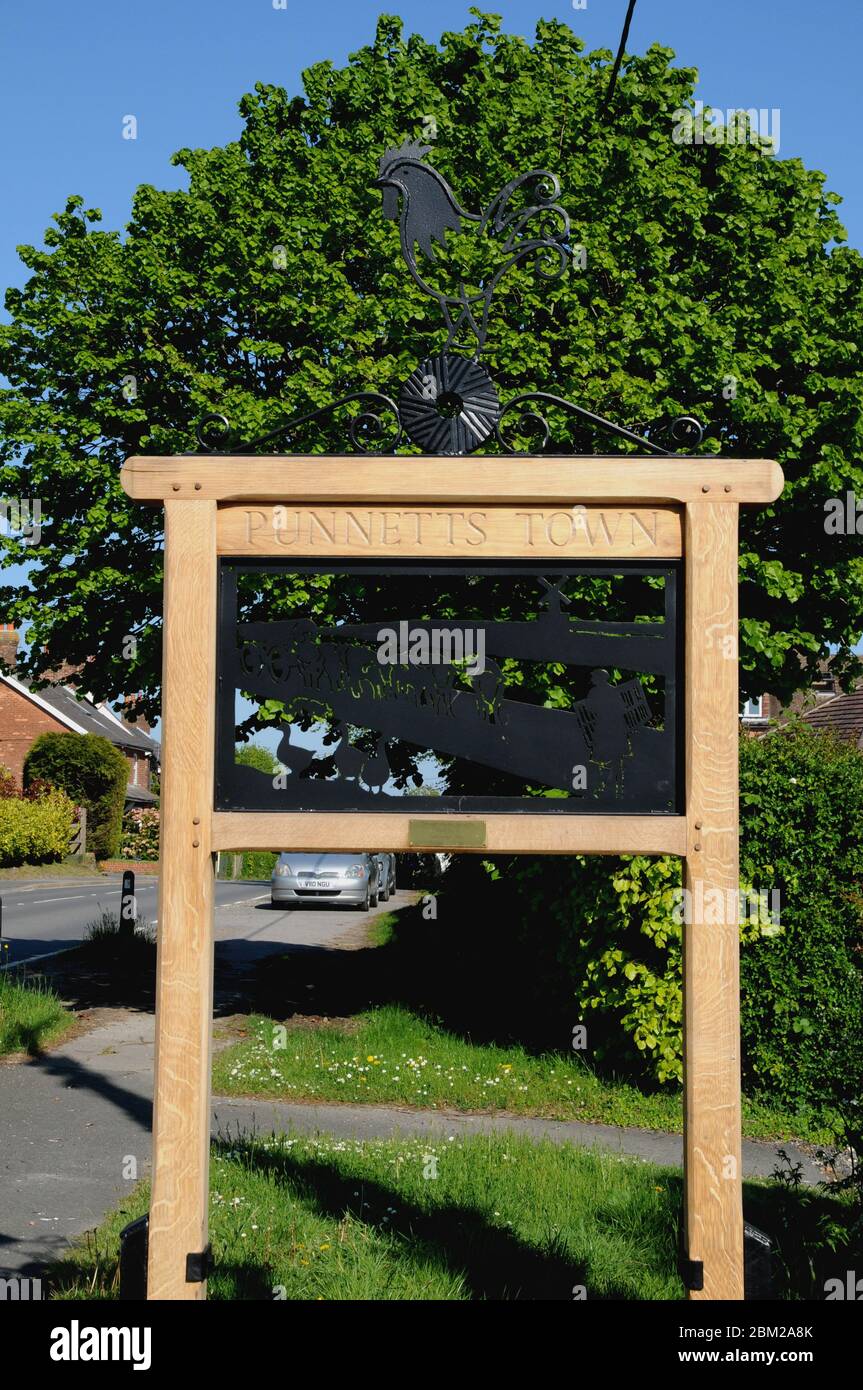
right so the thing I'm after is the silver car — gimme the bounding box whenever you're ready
[271,852,379,910]
[373,852,397,902]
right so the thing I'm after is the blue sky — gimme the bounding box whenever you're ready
[1,1,860,720]
[1,0,861,299]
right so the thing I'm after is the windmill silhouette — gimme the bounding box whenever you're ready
[538,576,572,617]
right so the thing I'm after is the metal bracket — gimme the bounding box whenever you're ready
[185,1244,213,1283]
[119,1214,149,1300]
[678,1247,705,1291]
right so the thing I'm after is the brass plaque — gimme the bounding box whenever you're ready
[408,819,487,849]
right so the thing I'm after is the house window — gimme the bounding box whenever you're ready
[741,697,764,720]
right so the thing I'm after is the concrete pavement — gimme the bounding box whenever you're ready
[0,891,405,1276]
[0,1005,830,1280]
[0,878,838,1282]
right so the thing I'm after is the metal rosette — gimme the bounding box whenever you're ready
[399,353,501,455]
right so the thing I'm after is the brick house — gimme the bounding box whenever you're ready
[0,624,159,803]
[740,664,862,743]
[799,687,863,749]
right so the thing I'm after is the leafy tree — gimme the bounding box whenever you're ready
[1,9,861,722]
[24,732,128,859]
[235,742,279,775]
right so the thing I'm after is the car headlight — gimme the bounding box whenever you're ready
[343,864,366,879]
[276,864,292,876]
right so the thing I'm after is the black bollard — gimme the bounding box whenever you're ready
[120,870,136,939]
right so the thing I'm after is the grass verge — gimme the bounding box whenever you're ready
[0,860,101,880]
[47,1135,684,1300]
[75,910,156,966]
[47,1132,860,1300]
[0,973,74,1057]
[212,1005,832,1143]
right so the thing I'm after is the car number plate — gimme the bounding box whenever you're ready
[305,879,333,889]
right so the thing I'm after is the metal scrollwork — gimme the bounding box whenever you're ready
[189,148,706,460]
[194,391,402,456]
[375,142,571,360]
[196,413,231,452]
[668,415,705,450]
[496,392,704,458]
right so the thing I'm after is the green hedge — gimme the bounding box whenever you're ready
[218,851,277,880]
[0,788,77,867]
[24,733,128,860]
[737,725,863,1111]
[433,724,863,1115]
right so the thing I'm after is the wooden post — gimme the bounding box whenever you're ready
[682,502,744,1300]
[147,500,217,1300]
[117,454,780,1303]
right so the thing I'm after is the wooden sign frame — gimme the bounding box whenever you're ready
[121,451,783,1302]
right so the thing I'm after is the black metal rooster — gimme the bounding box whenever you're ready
[375,140,571,359]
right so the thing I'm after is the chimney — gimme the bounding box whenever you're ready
[0,623,19,671]
[124,694,151,734]
[42,655,90,685]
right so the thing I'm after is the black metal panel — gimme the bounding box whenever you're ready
[215,561,683,816]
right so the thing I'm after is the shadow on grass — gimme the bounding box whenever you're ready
[1,1018,51,1058]
[42,1129,862,1302]
[0,974,71,1057]
[48,1135,668,1301]
[245,896,598,1058]
[240,1149,670,1300]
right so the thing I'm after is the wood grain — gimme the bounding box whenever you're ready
[682,502,744,1301]
[210,811,687,856]
[216,503,683,558]
[147,501,217,1300]
[121,455,784,507]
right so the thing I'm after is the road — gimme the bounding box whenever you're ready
[0,874,399,966]
[0,884,413,1280]
[0,875,263,965]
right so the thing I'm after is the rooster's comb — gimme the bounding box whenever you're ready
[378,140,432,179]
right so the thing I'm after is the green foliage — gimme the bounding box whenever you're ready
[573,856,686,1084]
[738,724,863,1112]
[24,733,128,860]
[235,743,279,775]
[120,806,160,861]
[0,763,18,798]
[438,725,863,1115]
[0,786,76,867]
[1,13,861,714]
[242,851,277,880]
[0,973,72,1056]
[219,849,277,880]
